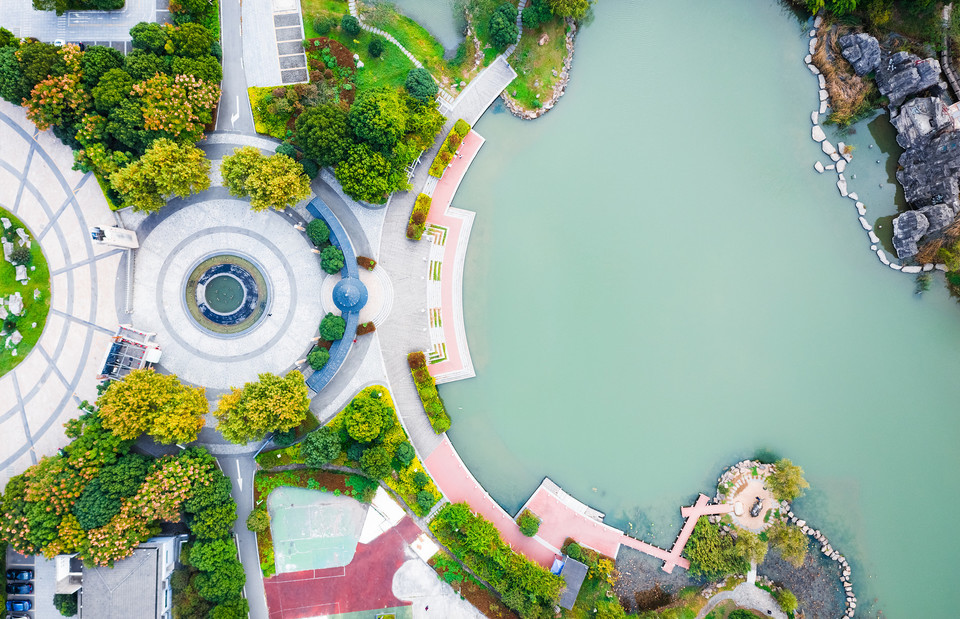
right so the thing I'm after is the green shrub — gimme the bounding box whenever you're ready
[307,218,331,246]
[395,441,415,467]
[341,14,360,36]
[275,142,297,159]
[10,245,31,265]
[517,510,540,537]
[272,429,296,447]
[368,36,385,58]
[453,118,470,137]
[405,67,438,102]
[406,193,432,240]
[319,312,346,341]
[307,346,331,370]
[413,471,430,488]
[565,542,582,559]
[313,15,337,35]
[416,490,438,513]
[301,158,319,179]
[246,507,270,533]
[488,3,519,50]
[299,427,341,467]
[320,245,345,273]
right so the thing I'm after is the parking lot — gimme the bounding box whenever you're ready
[5,547,57,618]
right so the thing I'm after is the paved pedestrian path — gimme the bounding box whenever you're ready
[0,102,123,489]
[694,581,787,619]
[0,0,159,42]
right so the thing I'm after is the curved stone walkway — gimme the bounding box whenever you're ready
[694,582,787,619]
[0,102,123,488]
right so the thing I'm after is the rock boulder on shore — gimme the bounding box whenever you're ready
[892,210,929,259]
[876,51,943,107]
[838,32,881,76]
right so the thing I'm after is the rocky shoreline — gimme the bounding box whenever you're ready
[501,17,578,120]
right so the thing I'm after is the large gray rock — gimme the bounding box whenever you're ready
[892,210,929,258]
[918,203,954,232]
[7,292,23,315]
[839,32,881,75]
[876,51,942,107]
[890,97,955,149]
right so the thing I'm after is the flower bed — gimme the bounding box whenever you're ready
[427,119,471,178]
[406,193,432,240]
[407,352,451,432]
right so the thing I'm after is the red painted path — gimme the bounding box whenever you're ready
[263,517,421,618]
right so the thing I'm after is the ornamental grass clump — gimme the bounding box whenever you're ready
[407,351,451,433]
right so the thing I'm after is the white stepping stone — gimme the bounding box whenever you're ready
[813,125,826,142]
[902,265,922,273]
[877,250,890,265]
[836,159,846,172]
[868,231,879,243]
[859,216,872,231]
[923,263,934,272]
[815,161,825,173]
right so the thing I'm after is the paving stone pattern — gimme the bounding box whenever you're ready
[0,0,164,42]
[0,103,123,490]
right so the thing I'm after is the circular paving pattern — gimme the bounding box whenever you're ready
[132,200,325,389]
[186,254,269,334]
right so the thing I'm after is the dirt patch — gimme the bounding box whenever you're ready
[758,546,846,619]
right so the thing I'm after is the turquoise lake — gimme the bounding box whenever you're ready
[402,0,960,615]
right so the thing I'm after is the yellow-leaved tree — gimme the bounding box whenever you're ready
[213,370,309,444]
[96,368,207,444]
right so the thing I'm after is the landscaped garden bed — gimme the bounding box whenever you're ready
[256,386,442,517]
[0,210,50,376]
[429,552,519,619]
[428,119,471,178]
[406,193,432,240]
[407,352,451,432]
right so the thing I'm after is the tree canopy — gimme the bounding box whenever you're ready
[682,517,747,579]
[96,369,207,444]
[545,0,590,19]
[488,3,519,50]
[214,371,310,444]
[404,68,438,103]
[220,147,311,211]
[110,138,211,212]
[295,104,353,167]
[767,458,810,502]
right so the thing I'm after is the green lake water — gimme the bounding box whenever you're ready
[403,0,960,615]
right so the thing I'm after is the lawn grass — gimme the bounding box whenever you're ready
[302,1,415,92]
[504,14,568,110]
[363,4,446,75]
[0,209,51,376]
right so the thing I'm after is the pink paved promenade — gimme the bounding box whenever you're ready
[424,130,484,380]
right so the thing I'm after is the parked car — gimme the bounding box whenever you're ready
[4,583,31,595]
[5,583,32,595]
[4,570,32,581]
[5,600,32,612]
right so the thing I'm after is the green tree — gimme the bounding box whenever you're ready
[92,68,134,114]
[767,458,809,502]
[168,22,212,58]
[130,22,169,54]
[768,522,808,568]
[53,592,78,617]
[214,371,310,444]
[368,36,385,57]
[97,453,151,500]
[488,3,519,50]
[96,368,207,444]
[306,218,331,246]
[209,598,251,619]
[545,0,590,19]
[0,26,18,49]
[404,67,438,103]
[350,88,406,151]
[299,427,342,467]
[522,0,554,29]
[171,55,223,83]
[341,14,361,36]
[32,0,69,15]
[735,529,768,565]
[360,445,392,478]
[682,517,747,579]
[124,49,165,81]
[184,472,234,515]
[111,138,211,212]
[775,588,799,614]
[80,45,124,87]
[295,104,353,167]
[106,97,150,154]
[465,517,499,556]
[319,312,346,340]
[334,143,396,203]
[72,478,122,530]
[394,441,415,467]
[320,245,345,274]
[246,507,270,532]
[220,147,311,211]
[307,346,330,371]
[195,562,245,603]
[344,395,392,443]
[0,46,28,104]
[416,490,437,513]
[191,504,238,540]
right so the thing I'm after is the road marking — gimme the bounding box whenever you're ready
[236,459,242,490]
[231,96,240,127]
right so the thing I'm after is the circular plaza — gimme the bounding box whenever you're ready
[132,200,324,389]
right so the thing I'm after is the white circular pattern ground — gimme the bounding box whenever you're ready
[132,200,325,389]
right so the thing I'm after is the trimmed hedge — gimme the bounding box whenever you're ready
[356,321,376,335]
[407,351,450,433]
[428,120,471,178]
[357,255,377,270]
[406,193,432,240]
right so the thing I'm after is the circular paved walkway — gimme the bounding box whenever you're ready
[132,199,325,389]
[0,103,123,486]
